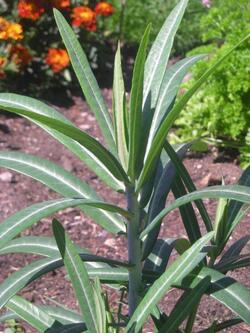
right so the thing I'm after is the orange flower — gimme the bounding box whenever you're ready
[18,0,45,21]
[7,23,23,40]
[10,44,32,66]
[95,2,114,16]
[0,18,23,40]
[0,17,10,40]
[45,48,69,72]
[51,0,70,9]
[71,6,96,31]
[0,56,6,79]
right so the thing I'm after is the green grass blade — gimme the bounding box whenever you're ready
[52,219,98,332]
[179,267,250,324]
[54,9,116,154]
[125,232,214,332]
[164,140,212,231]
[113,44,129,171]
[137,34,250,190]
[198,318,243,333]
[6,295,57,332]
[141,185,250,239]
[128,25,151,180]
[0,93,124,191]
[158,277,211,332]
[47,323,86,333]
[143,0,189,111]
[0,106,128,184]
[0,151,126,234]
[146,55,204,152]
[220,236,250,263]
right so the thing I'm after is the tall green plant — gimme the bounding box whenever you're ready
[0,1,249,332]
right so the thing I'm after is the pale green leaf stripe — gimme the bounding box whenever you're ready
[143,0,189,109]
[53,220,98,333]
[159,277,211,333]
[6,295,56,332]
[178,267,250,324]
[0,151,126,234]
[113,44,128,170]
[141,185,250,239]
[146,55,204,153]
[126,232,214,332]
[0,93,124,191]
[128,25,151,179]
[0,106,128,183]
[0,198,129,250]
[54,9,116,154]
[138,34,250,190]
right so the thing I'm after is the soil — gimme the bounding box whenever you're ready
[0,91,249,332]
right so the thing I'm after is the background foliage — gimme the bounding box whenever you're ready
[174,0,250,165]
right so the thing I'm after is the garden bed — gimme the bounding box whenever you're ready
[0,92,249,332]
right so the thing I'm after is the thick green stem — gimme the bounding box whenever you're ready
[127,186,142,316]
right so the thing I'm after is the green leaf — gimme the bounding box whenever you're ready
[198,318,243,333]
[0,93,124,192]
[47,323,86,333]
[53,9,116,154]
[92,278,106,333]
[125,232,214,332]
[128,25,151,180]
[0,236,90,258]
[0,107,128,184]
[146,55,204,152]
[6,295,57,332]
[219,236,250,264]
[0,151,126,234]
[164,140,212,232]
[171,174,202,244]
[0,198,129,251]
[52,219,98,333]
[179,267,250,324]
[141,185,250,239]
[143,0,189,111]
[158,277,211,332]
[113,43,129,171]
[137,34,250,190]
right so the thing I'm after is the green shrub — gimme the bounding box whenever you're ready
[0,1,250,332]
[175,0,250,165]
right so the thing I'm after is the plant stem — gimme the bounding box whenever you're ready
[127,186,142,316]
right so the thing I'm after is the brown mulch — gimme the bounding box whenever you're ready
[0,91,249,332]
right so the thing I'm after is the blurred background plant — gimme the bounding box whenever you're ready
[0,0,116,97]
[173,0,250,166]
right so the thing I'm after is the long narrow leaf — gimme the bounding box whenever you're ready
[0,198,129,250]
[54,9,116,153]
[0,107,128,183]
[125,232,214,332]
[199,318,243,333]
[6,295,57,332]
[146,55,204,152]
[158,277,211,333]
[128,25,151,180]
[52,219,98,332]
[137,34,250,190]
[143,0,189,111]
[141,185,250,239]
[0,93,124,191]
[113,44,129,170]
[0,151,126,234]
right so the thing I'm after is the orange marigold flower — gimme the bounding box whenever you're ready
[18,0,45,21]
[10,44,32,66]
[71,6,96,30]
[7,23,23,40]
[45,48,69,73]
[0,17,10,40]
[51,0,70,9]
[95,2,114,16]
